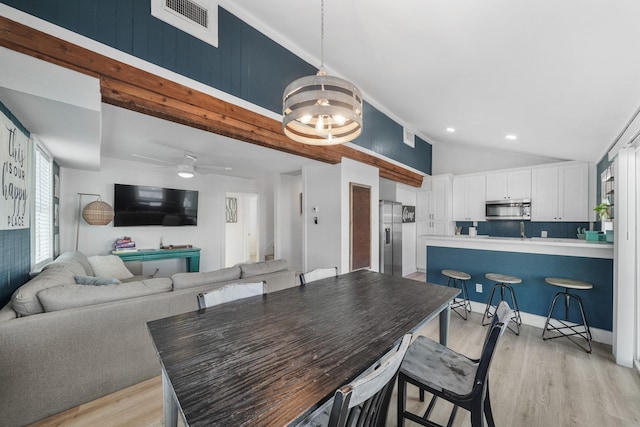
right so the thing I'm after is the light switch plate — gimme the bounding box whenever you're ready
[476,283,482,293]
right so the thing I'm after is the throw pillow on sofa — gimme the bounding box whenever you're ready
[74,275,121,286]
[87,255,134,280]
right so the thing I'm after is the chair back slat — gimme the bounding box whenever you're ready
[328,334,412,427]
[197,281,264,309]
[300,267,338,285]
[474,301,512,390]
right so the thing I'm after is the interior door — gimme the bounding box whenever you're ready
[225,192,259,267]
[350,183,371,271]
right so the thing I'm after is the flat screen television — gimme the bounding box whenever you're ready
[114,184,198,226]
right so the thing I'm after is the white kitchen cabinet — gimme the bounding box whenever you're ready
[416,235,427,270]
[452,175,486,221]
[416,176,452,239]
[430,176,452,221]
[485,169,531,201]
[531,163,588,221]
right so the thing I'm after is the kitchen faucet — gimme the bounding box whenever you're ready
[520,221,525,239]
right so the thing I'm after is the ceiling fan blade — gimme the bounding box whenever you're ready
[196,165,233,173]
[131,153,176,165]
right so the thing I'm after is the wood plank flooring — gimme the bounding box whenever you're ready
[30,273,640,427]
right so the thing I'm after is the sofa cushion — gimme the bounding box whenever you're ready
[43,259,86,277]
[37,278,173,312]
[75,275,122,286]
[240,259,288,278]
[172,266,241,290]
[11,268,77,316]
[88,255,134,280]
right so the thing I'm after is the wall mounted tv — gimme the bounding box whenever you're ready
[114,184,198,227]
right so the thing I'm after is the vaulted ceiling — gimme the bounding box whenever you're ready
[224,0,640,162]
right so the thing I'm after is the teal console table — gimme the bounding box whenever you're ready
[113,247,201,272]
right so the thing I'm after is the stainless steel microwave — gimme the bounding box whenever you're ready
[485,199,531,220]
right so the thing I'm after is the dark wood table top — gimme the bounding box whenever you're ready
[147,269,459,426]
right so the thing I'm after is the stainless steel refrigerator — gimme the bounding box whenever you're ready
[379,200,402,276]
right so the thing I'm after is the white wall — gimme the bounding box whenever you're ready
[60,157,265,276]
[612,147,637,367]
[396,185,417,276]
[432,142,562,175]
[303,163,342,272]
[340,158,380,274]
[275,173,303,272]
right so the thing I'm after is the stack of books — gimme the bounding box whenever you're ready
[112,237,138,254]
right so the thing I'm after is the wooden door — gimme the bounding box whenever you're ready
[350,183,371,271]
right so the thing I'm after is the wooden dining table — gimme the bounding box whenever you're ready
[147,269,459,427]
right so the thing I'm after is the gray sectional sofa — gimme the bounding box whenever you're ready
[0,251,296,427]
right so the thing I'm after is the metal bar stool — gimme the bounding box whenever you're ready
[442,269,472,320]
[542,277,593,353]
[482,273,523,335]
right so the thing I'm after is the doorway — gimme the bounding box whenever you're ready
[350,183,371,271]
[225,192,259,267]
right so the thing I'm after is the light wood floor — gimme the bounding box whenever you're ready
[31,273,640,427]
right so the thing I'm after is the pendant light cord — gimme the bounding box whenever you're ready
[320,0,325,71]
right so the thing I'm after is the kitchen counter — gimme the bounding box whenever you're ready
[423,234,614,336]
[422,234,613,259]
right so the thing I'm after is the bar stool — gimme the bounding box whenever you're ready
[482,273,523,335]
[542,277,593,353]
[441,269,472,320]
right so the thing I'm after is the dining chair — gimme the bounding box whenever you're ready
[299,267,338,285]
[196,281,264,309]
[302,334,412,427]
[397,301,512,427]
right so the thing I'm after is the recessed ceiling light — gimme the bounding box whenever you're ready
[506,134,517,140]
[446,128,455,133]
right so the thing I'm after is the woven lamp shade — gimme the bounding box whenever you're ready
[82,200,114,225]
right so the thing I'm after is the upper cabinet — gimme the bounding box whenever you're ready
[485,169,531,201]
[531,163,589,221]
[452,175,486,221]
[416,175,453,238]
[430,176,452,221]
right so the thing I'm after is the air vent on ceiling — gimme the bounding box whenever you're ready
[151,0,218,47]
[403,128,415,148]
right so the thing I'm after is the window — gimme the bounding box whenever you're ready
[33,142,53,268]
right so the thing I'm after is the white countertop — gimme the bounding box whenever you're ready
[422,234,614,259]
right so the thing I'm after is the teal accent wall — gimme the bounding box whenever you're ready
[0,100,31,308]
[456,220,590,239]
[427,246,613,331]
[2,0,432,174]
[357,102,432,174]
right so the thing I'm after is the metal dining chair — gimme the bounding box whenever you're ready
[397,301,512,427]
[301,334,412,427]
[196,281,264,309]
[299,267,338,285]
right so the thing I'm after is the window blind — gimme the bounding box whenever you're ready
[34,145,52,266]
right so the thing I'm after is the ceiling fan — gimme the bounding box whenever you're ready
[131,153,232,178]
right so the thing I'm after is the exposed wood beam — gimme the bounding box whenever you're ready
[0,15,424,187]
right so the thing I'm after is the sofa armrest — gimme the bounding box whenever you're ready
[0,302,17,321]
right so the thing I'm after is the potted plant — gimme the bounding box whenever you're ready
[593,202,610,220]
